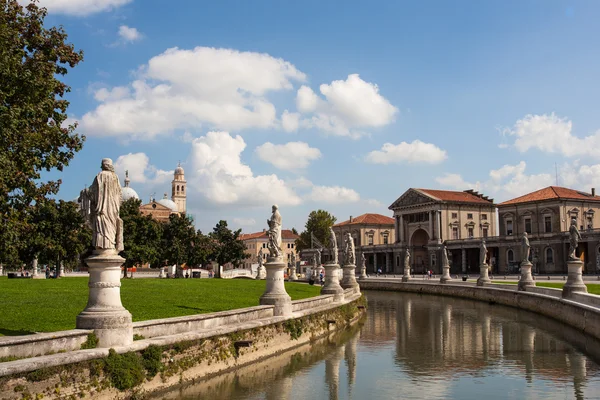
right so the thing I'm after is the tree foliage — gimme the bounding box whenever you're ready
[295,210,337,252]
[0,0,84,265]
[209,220,246,273]
[162,213,197,277]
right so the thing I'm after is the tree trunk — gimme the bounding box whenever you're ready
[123,264,128,279]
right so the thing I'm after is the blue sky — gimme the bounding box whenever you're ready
[32,0,600,233]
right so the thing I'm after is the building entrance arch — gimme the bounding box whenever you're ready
[410,229,430,274]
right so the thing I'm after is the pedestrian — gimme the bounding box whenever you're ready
[319,271,324,286]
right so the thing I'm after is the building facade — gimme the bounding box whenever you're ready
[138,165,187,222]
[240,229,300,269]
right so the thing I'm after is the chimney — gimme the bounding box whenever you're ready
[593,188,596,197]
[350,215,353,223]
[263,228,266,232]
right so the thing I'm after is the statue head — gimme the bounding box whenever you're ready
[101,158,114,172]
[571,218,577,227]
[523,232,528,238]
[272,204,278,212]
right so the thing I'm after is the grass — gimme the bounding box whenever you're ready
[491,280,600,295]
[0,277,321,335]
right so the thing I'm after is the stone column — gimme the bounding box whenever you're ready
[461,248,467,274]
[321,262,344,302]
[395,215,400,243]
[399,215,404,243]
[373,254,377,274]
[518,260,535,291]
[477,262,491,286]
[260,256,292,316]
[385,253,390,273]
[435,211,442,242]
[563,259,587,297]
[341,261,359,292]
[76,250,133,348]
[428,211,433,238]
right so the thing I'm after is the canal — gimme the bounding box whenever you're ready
[153,291,600,399]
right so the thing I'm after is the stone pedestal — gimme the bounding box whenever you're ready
[402,265,411,282]
[0,263,3,276]
[76,250,133,348]
[358,265,367,279]
[340,264,359,291]
[476,263,491,286]
[58,261,65,278]
[321,263,344,302]
[563,259,587,297]
[158,268,165,278]
[32,258,38,277]
[518,261,535,291]
[440,265,452,284]
[257,266,267,280]
[259,257,292,316]
[288,265,298,281]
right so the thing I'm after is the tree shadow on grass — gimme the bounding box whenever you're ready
[0,328,36,336]
[175,305,209,313]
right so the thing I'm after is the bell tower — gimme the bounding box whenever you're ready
[171,163,186,213]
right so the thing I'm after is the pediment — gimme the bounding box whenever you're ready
[569,207,580,214]
[389,189,436,210]
[540,208,554,215]
[501,212,514,219]
[140,202,171,211]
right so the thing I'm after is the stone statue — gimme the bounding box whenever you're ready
[316,249,322,266]
[569,219,582,260]
[441,244,449,267]
[521,232,530,263]
[312,253,317,269]
[480,239,487,266]
[267,205,282,258]
[361,253,366,268]
[404,249,410,269]
[344,233,356,265]
[329,227,338,264]
[291,252,296,266]
[84,158,123,252]
[258,247,264,267]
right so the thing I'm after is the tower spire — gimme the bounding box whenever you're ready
[124,170,130,187]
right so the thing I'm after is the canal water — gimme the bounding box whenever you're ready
[154,291,600,399]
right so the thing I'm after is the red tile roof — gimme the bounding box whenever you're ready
[240,229,299,240]
[333,213,395,227]
[499,186,600,206]
[417,189,494,205]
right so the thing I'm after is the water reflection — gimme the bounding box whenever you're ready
[153,291,600,400]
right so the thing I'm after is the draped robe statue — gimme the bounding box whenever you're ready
[404,249,410,269]
[480,239,487,266]
[84,159,123,252]
[329,227,338,264]
[521,232,530,263]
[441,244,449,267]
[569,219,582,260]
[344,233,356,265]
[267,205,282,258]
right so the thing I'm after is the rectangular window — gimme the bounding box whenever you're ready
[452,227,459,239]
[451,212,458,219]
[525,218,532,234]
[481,214,487,220]
[507,220,513,236]
[262,243,267,248]
[287,243,290,248]
[544,216,552,233]
[468,227,474,238]
[467,213,473,219]
[291,243,294,249]
[368,235,374,245]
[383,235,388,245]
[483,227,488,238]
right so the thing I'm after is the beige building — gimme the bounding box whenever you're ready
[332,213,395,247]
[139,164,187,223]
[240,229,300,269]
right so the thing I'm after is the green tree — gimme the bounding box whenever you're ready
[295,210,337,252]
[119,198,163,278]
[162,213,196,278]
[0,1,84,266]
[188,230,213,269]
[209,220,246,277]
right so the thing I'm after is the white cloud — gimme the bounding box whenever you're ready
[435,173,478,190]
[118,25,142,43]
[503,113,600,157]
[93,86,130,102]
[21,0,133,16]
[281,110,300,132]
[305,185,360,204]
[295,74,398,138]
[114,152,173,185]
[255,141,321,171]
[81,47,306,140]
[364,198,383,207]
[287,176,314,189]
[189,131,301,206]
[232,218,256,227]
[365,140,447,164]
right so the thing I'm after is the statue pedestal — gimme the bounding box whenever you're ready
[358,266,368,280]
[341,264,359,291]
[440,265,452,283]
[32,258,38,277]
[476,263,491,286]
[158,268,165,278]
[563,259,587,297]
[288,265,298,281]
[257,266,267,280]
[76,251,133,348]
[402,266,411,282]
[259,257,292,316]
[321,263,344,302]
[518,261,535,291]
[58,261,65,278]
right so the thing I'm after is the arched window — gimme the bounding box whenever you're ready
[546,248,554,264]
[507,249,514,263]
[176,185,180,192]
[181,186,185,193]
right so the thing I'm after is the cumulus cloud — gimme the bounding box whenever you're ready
[305,185,361,204]
[293,74,398,137]
[232,218,256,227]
[118,25,142,43]
[435,173,479,191]
[255,141,321,171]
[502,113,600,157]
[281,110,301,132]
[20,0,133,16]
[114,152,173,185]
[365,140,447,164]
[81,47,306,140]
[189,131,301,206]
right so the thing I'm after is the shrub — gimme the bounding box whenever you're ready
[80,333,99,350]
[104,349,144,391]
[141,345,164,378]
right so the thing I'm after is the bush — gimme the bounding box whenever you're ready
[104,349,144,390]
[141,345,163,378]
[80,333,99,350]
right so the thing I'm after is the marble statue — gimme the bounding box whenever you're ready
[569,219,582,260]
[312,253,317,269]
[329,227,338,264]
[404,249,410,269]
[480,239,487,266]
[521,232,530,263]
[291,252,296,266]
[344,233,356,265]
[258,247,264,267]
[316,248,322,267]
[267,205,282,258]
[441,244,449,267]
[361,253,366,268]
[83,158,123,252]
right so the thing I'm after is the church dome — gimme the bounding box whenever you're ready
[158,193,179,212]
[175,165,184,175]
[121,170,139,201]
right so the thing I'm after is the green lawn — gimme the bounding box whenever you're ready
[0,277,321,336]
[491,280,600,295]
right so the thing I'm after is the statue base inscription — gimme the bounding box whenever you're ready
[476,263,491,286]
[518,261,535,291]
[563,259,587,297]
[76,250,133,348]
[340,264,359,291]
[440,266,452,283]
[321,263,344,302]
[259,257,292,316]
